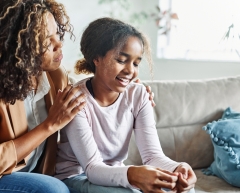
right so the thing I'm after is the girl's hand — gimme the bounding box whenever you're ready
[127,165,178,193]
[134,79,155,107]
[44,84,86,133]
[173,163,197,193]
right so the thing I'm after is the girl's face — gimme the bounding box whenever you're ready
[94,36,143,93]
[41,13,63,72]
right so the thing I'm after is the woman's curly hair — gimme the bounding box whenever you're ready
[75,17,153,77]
[0,0,73,104]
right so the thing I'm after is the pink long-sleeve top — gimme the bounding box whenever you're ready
[55,78,180,188]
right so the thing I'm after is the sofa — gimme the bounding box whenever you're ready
[124,76,240,193]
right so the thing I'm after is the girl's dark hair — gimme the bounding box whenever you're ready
[75,17,152,76]
[0,0,73,104]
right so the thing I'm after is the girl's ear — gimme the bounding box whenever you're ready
[93,56,101,67]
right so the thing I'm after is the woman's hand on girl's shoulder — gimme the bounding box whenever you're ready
[44,84,86,133]
[134,79,155,107]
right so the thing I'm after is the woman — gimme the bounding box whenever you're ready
[0,0,85,192]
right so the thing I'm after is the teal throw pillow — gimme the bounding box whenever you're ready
[202,107,240,187]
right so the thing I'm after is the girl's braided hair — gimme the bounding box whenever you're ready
[0,0,73,104]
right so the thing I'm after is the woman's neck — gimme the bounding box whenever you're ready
[31,76,38,94]
[91,77,119,107]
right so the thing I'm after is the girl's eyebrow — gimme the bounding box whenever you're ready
[119,52,142,60]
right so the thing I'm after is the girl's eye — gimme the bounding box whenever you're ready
[116,59,125,64]
[133,63,139,67]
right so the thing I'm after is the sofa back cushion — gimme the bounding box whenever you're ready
[125,76,240,169]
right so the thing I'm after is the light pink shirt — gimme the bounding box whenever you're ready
[55,78,179,188]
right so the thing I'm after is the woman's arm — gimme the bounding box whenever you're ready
[14,85,85,162]
[0,85,85,175]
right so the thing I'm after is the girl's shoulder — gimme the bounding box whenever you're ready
[72,77,93,97]
[73,77,89,86]
[126,81,146,94]
[123,82,148,104]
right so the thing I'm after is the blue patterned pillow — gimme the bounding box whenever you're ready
[202,107,240,187]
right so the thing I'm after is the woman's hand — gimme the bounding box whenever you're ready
[45,84,86,133]
[173,163,197,193]
[127,165,178,193]
[14,84,86,162]
[134,79,155,107]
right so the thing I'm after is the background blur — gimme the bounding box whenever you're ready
[58,0,240,81]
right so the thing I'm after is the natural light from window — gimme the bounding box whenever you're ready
[157,0,240,62]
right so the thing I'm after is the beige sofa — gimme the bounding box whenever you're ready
[125,76,240,193]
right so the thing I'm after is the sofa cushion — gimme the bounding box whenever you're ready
[194,169,240,193]
[126,76,240,170]
[202,107,240,187]
[125,124,214,169]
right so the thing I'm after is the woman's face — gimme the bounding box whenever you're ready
[94,36,143,93]
[41,13,63,72]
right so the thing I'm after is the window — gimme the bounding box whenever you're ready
[157,0,240,62]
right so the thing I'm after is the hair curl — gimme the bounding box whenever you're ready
[0,0,73,104]
[75,17,153,77]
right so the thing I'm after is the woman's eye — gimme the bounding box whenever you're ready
[46,41,52,49]
[56,33,61,41]
[133,63,139,67]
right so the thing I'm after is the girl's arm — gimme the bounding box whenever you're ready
[127,85,180,192]
[134,85,179,170]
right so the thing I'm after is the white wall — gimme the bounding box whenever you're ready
[58,0,240,81]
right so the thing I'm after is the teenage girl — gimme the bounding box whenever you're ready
[55,17,197,193]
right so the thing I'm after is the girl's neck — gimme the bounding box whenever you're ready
[91,77,119,107]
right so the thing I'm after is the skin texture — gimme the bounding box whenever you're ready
[92,36,196,193]
[13,12,86,163]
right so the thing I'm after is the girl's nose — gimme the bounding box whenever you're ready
[124,63,134,74]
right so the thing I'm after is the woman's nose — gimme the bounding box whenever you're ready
[53,40,62,51]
